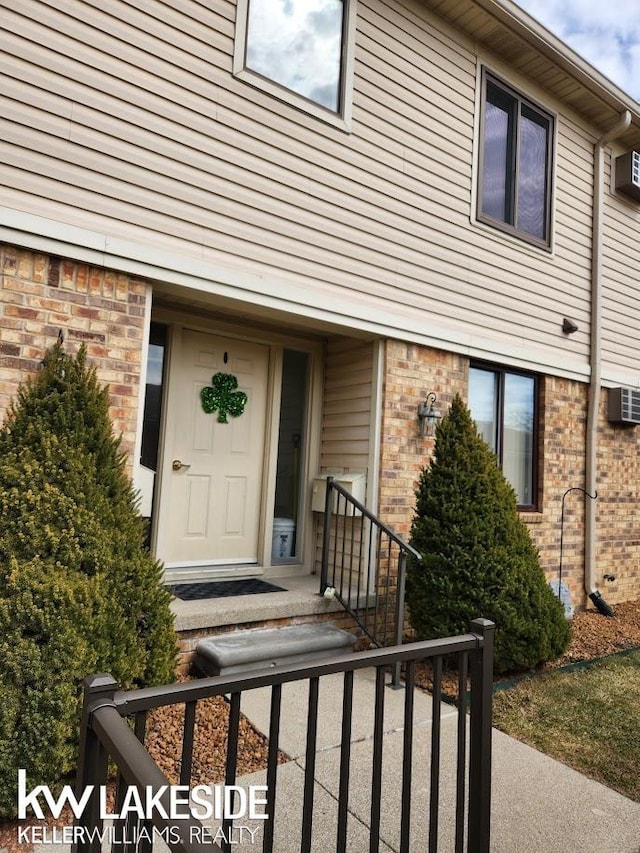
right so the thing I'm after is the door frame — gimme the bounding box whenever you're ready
[148,309,323,581]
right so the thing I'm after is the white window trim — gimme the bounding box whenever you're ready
[233,0,357,133]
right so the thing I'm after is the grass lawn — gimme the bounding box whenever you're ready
[492,650,640,802]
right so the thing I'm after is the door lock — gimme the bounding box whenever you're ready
[172,459,191,471]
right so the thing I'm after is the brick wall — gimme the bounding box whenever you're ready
[379,341,468,540]
[379,340,639,610]
[3,247,639,610]
[0,243,147,465]
[529,375,588,606]
[596,390,640,603]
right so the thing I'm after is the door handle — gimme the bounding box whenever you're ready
[172,459,191,471]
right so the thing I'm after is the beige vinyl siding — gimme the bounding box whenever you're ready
[1,0,603,377]
[320,338,375,473]
[601,149,640,382]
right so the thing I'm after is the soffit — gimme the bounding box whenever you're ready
[151,282,374,342]
[425,0,640,150]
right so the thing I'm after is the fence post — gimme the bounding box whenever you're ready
[320,476,334,593]
[390,550,407,688]
[72,674,118,853]
[467,618,494,853]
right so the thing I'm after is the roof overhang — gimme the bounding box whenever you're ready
[425,0,640,149]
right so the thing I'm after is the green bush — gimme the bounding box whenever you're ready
[0,344,177,817]
[406,394,570,675]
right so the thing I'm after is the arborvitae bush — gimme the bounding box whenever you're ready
[0,344,177,817]
[406,394,570,675]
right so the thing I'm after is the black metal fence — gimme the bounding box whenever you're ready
[73,620,494,853]
[319,476,422,671]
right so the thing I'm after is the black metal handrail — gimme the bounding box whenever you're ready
[74,620,494,853]
[319,476,422,680]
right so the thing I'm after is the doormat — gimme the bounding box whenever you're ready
[168,578,287,601]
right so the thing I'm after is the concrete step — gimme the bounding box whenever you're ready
[193,622,358,676]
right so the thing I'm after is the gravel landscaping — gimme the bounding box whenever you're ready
[145,688,288,784]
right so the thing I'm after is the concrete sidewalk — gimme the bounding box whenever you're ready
[26,667,640,853]
[226,667,640,852]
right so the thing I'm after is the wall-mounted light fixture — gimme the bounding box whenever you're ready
[562,318,579,335]
[417,392,441,437]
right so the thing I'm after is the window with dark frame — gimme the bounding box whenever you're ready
[141,323,167,475]
[469,364,539,510]
[478,71,554,246]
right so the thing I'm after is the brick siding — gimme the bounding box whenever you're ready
[0,243,147,465]
[379,341,468,541]
[3,246,638,616]
[380,340,640,609]
[597,390,640,603]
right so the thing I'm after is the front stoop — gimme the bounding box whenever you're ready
[171,574,362,674]
[193,622,359,676]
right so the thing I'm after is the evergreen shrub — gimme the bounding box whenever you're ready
[0,344,177,817]
[406,394,570,675]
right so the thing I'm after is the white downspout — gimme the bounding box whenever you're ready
[585,110,631,600]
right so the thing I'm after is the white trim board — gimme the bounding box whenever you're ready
[1,210,590,382]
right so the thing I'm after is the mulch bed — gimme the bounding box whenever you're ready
[3,599,640,853]
[550,598,640,664]
[414,597,640,698]
[145,687,288,785]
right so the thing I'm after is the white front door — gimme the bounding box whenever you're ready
[156,328,269,568]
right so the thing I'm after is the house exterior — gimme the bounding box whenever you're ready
[3,0,640,637]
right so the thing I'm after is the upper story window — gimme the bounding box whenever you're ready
[234,0,356,129]
[478,72,554,247]
[469,364,538,510]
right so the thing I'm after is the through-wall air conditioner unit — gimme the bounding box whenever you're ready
[615,151,640,202]
[608,387,640,425]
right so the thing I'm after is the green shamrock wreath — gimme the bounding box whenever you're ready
[200,372,248,423]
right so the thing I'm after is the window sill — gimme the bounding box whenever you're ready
[472,214,553,255]
[233,68,352,134]
[519,511,544,524]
